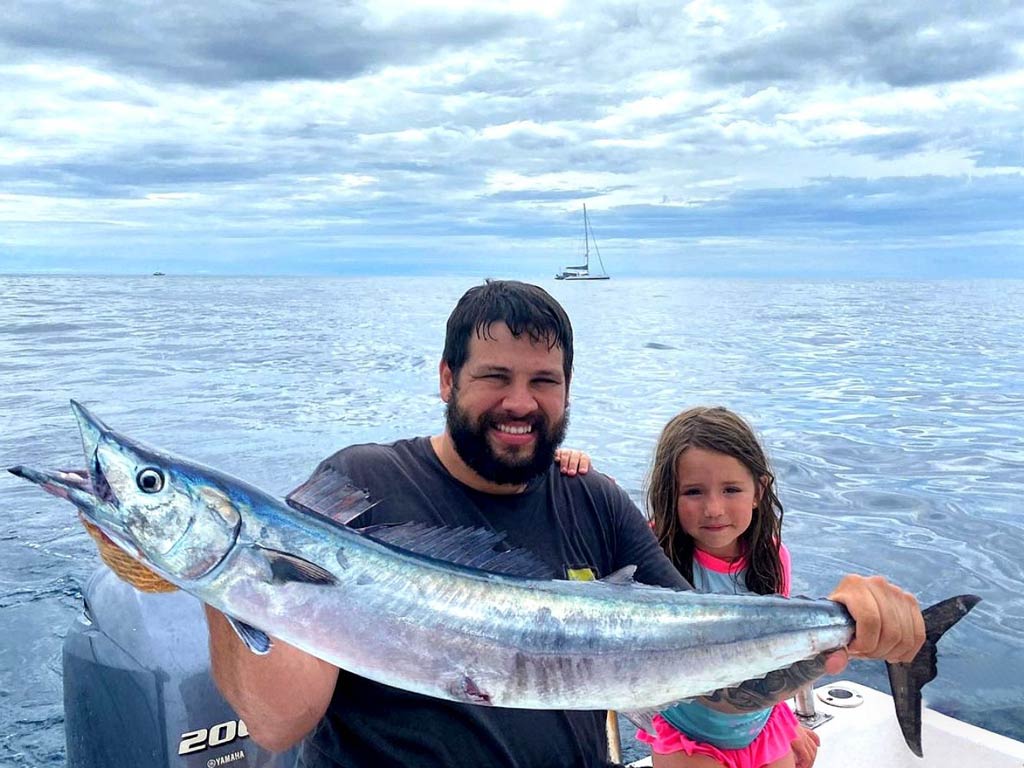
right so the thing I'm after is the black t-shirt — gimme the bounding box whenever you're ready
[294,437,690,768]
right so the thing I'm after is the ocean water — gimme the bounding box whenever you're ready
[0,275,1022,766]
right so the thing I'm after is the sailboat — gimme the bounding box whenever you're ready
[555,204,610,280]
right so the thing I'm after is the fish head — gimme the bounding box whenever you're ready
[11,401,242,583]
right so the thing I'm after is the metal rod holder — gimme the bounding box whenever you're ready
[794,684,833,729]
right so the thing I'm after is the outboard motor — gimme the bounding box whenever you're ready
[63,567,298,768]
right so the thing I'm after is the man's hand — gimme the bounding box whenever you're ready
[791,725,820,768]
[554,448,591,476]
[824,574,925,674]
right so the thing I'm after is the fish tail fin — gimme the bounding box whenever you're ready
[887,594,981,757]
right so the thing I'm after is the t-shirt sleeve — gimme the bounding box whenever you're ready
[605,478,692,591]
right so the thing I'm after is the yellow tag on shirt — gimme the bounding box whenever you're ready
[566,566,596,581]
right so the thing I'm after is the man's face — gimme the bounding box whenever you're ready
[441,322,569,486]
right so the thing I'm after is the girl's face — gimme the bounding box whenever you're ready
[675,447,760,559]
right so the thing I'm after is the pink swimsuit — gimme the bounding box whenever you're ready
[636,546,801,768]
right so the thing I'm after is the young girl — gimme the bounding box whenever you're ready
[556,406,819,768]
[642,406,817,768]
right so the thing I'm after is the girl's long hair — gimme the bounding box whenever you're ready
[647,406,785,595]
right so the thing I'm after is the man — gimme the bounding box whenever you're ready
[202,280,924,767]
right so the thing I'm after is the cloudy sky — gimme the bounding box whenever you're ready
[2,0,1022,277]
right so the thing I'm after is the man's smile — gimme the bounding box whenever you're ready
[492,422,536,447]
[495,424,532,435]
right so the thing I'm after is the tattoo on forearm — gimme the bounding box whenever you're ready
[698,653,830,713]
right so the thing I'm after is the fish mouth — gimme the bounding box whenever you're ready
[8,463,116,517]
[8,462,137,558]
[8,464,94,500]
[89,452,116,505]
[69,399,119,506]
[8,400,122,530]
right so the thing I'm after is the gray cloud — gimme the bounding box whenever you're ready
[840,131,932,159]
[971,130,1024,169]
[483,187,632,205]
[697,2,1024,87]
[604,174,1024,242]
[1,0,1022,277]
[0,1,519,85]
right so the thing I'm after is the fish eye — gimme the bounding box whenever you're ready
[136,468,165,494]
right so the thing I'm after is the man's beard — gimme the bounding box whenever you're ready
[445,389,568,487]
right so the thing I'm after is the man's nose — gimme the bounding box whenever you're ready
[502,381,537,415]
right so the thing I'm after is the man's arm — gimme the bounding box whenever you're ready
[80,520,339,751]
[585,474,926,711]
[698,574,926,713]
[205,606,339,753]
[604,479,693,590]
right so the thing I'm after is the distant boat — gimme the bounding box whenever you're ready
[555,204,610,281]
[152,272,166,276]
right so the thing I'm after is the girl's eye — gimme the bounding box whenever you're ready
[680,488,702,496]
[136,468,165,494]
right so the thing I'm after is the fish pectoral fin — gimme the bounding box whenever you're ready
[226,615,273,655]
[600,565,637,584]
[255,546,338,586]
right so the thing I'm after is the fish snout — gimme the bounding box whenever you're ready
[8,465,90,492]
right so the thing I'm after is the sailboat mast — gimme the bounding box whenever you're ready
[583,203,590,268]
[554,203,609,280]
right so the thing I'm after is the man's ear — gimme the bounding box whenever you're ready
[439,360,454,403]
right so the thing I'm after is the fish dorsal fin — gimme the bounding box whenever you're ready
[600,565,637,585]
[255,547,338,585]
[226,615,273,655]
[594,567,692,593]
[286,465,376,527]
[360,522,555,579]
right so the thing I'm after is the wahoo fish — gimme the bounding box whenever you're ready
[11,401,978,756]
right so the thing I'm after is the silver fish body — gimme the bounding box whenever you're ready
[10,401,978,755]
[198,517,852,710]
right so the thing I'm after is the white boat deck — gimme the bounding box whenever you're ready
[628,680,1024,768]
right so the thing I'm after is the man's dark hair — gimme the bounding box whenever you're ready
[443,280,574,386]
